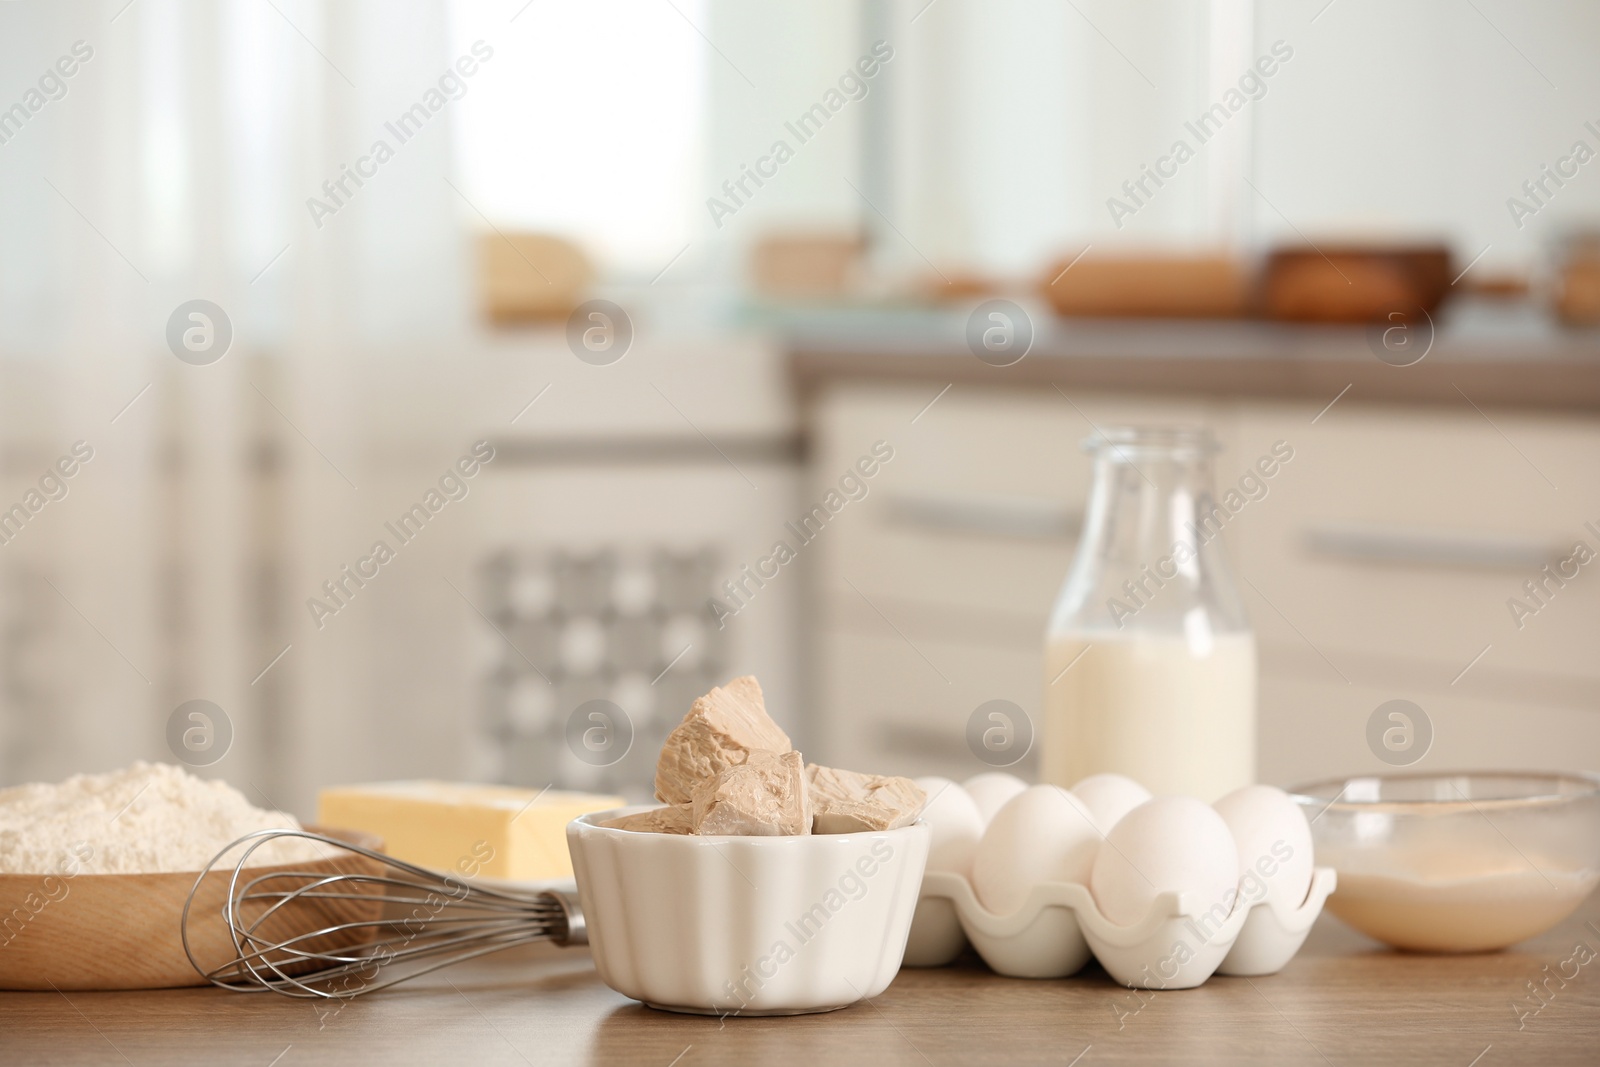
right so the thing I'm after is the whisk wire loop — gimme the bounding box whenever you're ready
[181,828,584,999]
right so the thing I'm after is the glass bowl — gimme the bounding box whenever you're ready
[1290,772,1600,953]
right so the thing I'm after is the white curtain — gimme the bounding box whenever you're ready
[0,0,472,811]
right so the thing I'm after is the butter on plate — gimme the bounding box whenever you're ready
[317,781,623,882]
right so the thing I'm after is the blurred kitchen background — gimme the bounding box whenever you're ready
[1,0,1597,815]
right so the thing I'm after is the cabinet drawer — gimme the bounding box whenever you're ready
[810,384,1214,617]
[1229,404,1600,686]
[1258,672,1600,789]
[813,625,1044,781]
[822,505,1075,625]
[818,631,1600,789]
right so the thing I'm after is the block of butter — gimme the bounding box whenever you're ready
[317,781,623,882]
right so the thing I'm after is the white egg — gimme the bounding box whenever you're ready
[972,784,1101,916]
[911,776,984,877]
[1213,784,1314,913]
[961,772,1028,826]
[1089,796,1239,927]
[1069,773,1152,835]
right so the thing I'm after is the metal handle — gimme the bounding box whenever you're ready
[883,491,1081,541]
[1305,523,1560,571]
[541,887,587,946]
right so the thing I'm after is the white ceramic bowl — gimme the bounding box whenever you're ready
[567,807,930,1016]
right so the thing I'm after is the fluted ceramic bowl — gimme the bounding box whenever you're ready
[568,807,930,1015]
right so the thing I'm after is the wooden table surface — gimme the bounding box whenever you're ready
[4,895,1597,1066]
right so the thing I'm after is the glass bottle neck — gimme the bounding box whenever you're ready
[1050,432,1250,637]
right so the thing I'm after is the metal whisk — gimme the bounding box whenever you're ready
[181,828,586,998]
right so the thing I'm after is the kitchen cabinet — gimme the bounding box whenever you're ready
[803,379,1600,785]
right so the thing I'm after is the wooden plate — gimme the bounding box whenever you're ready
[0,826,385,991]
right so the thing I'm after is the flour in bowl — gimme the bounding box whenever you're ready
[0,761,331,874]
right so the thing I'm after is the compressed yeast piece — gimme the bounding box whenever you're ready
[317,781,623,880]
[807,764,926,834]
[600,804,695,835]
[654,675,792,804]
[690,750,810,836]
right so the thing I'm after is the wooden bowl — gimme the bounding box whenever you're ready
[0,826,386,991]
[1260,244,1453,322]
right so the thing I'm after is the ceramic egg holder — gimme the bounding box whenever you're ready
[905,867,1337,988]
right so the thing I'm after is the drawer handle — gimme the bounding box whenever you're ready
[884,491,1081,541]
[1305,523,1560,570]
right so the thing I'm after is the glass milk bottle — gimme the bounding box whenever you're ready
[1042,427,1256,802]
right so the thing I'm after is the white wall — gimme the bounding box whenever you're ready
[695,0,1600,276]
[1251,0,1600,271]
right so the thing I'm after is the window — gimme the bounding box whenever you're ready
[447,0,708,273]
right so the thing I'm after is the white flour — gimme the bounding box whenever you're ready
[0,761,329,874]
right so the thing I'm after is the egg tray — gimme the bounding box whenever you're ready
[903,867,1337,989]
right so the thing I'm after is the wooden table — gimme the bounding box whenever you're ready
[4,896,1597,1066]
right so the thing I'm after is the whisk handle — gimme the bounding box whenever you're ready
[542,888,587,947]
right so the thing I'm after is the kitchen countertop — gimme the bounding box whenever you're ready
[783,301,1600,413]
[5,894,1596,1066]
